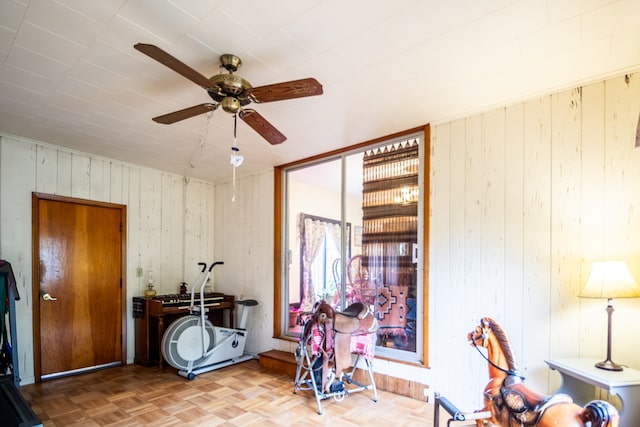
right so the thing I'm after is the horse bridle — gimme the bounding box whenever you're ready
[471,322,525,380]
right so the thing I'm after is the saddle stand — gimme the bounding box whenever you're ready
[293,302,378,415]
[433,392,492,427]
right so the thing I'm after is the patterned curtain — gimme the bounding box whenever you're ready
[361,139,419,351]
[298,214,349,311]
[299,215,327,311]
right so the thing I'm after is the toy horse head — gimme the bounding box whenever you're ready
[467,317,491,348]
[312,300,334,324]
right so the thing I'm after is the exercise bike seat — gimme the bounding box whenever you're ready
[237,299,258,306]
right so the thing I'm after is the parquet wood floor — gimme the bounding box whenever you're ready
[20,360,435,426]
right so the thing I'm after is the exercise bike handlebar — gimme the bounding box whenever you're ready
[208,261,224,272]
[189,261,224,313]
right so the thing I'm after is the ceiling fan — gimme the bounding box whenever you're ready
[134,43,323,145]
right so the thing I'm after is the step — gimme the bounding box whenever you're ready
[258,349,428,401]
[258,350,297,378]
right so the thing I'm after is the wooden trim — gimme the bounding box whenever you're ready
[31,192,127,381]
[273,124,430,367]
[31,193,41,381]
[422,123,431,367]
[273,167,283,338]
[276,124,428,170]
[120,205,128,365]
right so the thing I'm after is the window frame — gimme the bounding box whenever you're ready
[273,124,430,366]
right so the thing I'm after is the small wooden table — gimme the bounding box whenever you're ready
[545,358,640,426]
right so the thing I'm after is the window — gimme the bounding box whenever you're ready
[299,213,350,307]
[274,125,429,364]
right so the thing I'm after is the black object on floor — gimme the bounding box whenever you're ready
[0,377,42,427]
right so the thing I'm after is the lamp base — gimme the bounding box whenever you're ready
[595,359,623,371]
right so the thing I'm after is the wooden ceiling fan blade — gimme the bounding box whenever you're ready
[152,104,216,124]
[134,43,215,90]
[239,109,286,145]
[250,78,323,103]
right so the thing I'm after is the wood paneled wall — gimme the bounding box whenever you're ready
[430,72,640,406]
[2,71,640,402]
[0,137,215,384]
[212,172,276,356]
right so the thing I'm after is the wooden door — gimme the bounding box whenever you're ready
[32,193,126,380]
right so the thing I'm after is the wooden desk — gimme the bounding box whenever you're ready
[545,358,640,426]
[134,293,235,369]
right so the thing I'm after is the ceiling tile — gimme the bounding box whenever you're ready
[217,0,321,40]
[281,46,358,86]
[68,59,129,93]
[583,0,640,42]
[0,26,16,55]
[81,40,142,79]
[117,0,199,44]
[519,17,581,60]
[282,2,351,55]
[0,63,56,95]
[24,0,105,47]
[247,30,312,76]
[187,7,260,56]
[5,45,72,82]
[0,96,37,119]
[14,22,85,66]
[0,0,28,32]
[168,0,223,20]
[20,121,76,142]
[0,80,47,106]
[45,91,98,117]
[547,0,615,23]
[98,15,167,53]
[56,75,112,106]
[55,0,127,26]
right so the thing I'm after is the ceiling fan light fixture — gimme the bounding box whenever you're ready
[221,96,241,113]
[230,146,244,167]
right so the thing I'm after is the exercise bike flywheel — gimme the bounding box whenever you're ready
[161,316,216,370]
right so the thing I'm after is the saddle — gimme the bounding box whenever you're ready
[308,301,378,392]
[490,375,573,426]
[331,302,378,379]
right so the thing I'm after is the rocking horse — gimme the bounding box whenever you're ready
[468,317,619,427]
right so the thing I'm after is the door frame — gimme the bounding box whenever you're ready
[31,192,127,381]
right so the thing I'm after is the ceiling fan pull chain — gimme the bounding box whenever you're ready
[230,114,244,201]
[231,157,237,202]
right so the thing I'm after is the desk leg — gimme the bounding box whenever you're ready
[557,373,596,405]
[157,317,164,370]
[559,373,638,426]
[615,386,640,427]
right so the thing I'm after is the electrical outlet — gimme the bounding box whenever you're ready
[136,267,143,277]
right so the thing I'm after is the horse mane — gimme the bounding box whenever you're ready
[484,317,519,373]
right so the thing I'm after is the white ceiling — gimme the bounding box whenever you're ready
[1,0,639,184]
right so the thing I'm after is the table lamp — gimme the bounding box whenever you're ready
[579,260,640,371]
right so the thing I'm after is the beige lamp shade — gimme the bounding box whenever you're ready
[580,260,640,299]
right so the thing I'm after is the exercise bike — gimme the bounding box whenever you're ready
[161,261,258,379]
